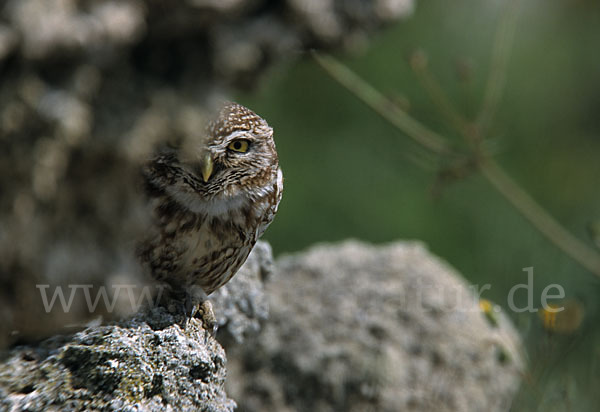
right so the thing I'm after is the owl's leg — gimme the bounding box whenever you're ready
[185,285,218,336]
[197,300,218,336]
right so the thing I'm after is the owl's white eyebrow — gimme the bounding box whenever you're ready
[223,130,252,142]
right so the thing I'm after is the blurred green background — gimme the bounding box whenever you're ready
[239,0,600,410]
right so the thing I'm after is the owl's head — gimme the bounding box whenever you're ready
[165,102,280,215]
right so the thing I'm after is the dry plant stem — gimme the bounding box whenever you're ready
[312,53,449,155]
[480,159,600,277]
[314,53,600,279]
[477,0,520,136]
[412,62,474,141]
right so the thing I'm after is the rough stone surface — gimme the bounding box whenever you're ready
[0,307,235,412]
[0,240,524,411]
[0,0,415,349]
[212,241,274,345]
[226,240,523,412]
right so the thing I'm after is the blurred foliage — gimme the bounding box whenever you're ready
[239,0,600,410]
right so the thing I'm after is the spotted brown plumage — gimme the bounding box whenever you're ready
[137,102,282,328]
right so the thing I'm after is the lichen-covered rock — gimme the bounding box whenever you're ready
[226,240,523,412]
[0,307,235,412]
[212,241,275,345]
[0,240,524,411]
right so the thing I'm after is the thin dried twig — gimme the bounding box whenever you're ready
[480,159,600,276]
[312,52,450,155]
[409,50,475,142]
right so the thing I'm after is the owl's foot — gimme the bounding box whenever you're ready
[183,286,218,336]
[182,300,217,338]
[197,300,218,337]
[162,286,216,336]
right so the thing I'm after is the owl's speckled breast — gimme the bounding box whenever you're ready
[172,210,254,294]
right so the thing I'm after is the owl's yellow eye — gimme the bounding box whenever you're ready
[227,139,250,153]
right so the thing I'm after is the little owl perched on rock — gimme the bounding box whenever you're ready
[138,102,282,332]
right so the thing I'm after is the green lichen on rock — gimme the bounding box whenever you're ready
[0,307,235,411]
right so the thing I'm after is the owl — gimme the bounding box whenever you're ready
[137,102,283,331]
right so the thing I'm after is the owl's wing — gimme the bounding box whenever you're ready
[256,167,283,239]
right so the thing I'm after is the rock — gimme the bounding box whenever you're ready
[0,239,524,411]
[0,306,235,412]
[226,240,523,412]
[212,241,275,345]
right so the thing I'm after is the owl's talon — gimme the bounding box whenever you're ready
[186,300,199,319]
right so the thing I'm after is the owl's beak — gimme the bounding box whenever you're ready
[201,153,214,183]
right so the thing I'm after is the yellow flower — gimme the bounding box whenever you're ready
[479,299,498,327]
[539,300,584,334]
